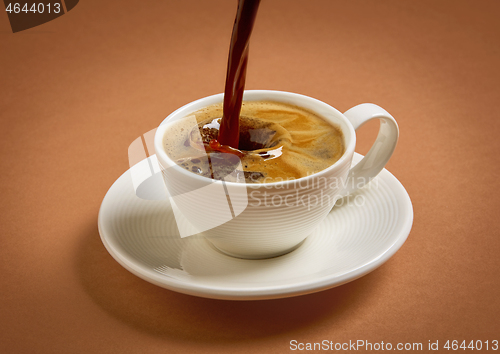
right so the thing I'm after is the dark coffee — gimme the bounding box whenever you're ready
[163,101,345,183]
[163,1,344,183]
[218,0,260,148]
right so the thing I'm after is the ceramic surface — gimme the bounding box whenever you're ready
[153,90,399,258]
[98,154,413,300]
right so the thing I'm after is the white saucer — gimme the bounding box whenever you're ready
[98,153,413,300]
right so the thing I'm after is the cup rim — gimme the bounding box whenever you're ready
[154,90,356,187]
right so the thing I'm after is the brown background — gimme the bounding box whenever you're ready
[1,0,499,353]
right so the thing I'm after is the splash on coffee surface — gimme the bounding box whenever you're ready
[163,101,345,183]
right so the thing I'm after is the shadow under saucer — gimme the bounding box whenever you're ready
[75,221,383,342]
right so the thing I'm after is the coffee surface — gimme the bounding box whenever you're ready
[163,100,345,183]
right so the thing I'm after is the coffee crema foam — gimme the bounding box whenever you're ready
[162,101,345,183]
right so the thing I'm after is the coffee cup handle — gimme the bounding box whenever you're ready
[339,103,399,197]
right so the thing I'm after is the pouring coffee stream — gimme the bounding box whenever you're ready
[186,0,270,180]
[211,0,261,152]
[181,0,343,183]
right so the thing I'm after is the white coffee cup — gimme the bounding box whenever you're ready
[154,90,398,259]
